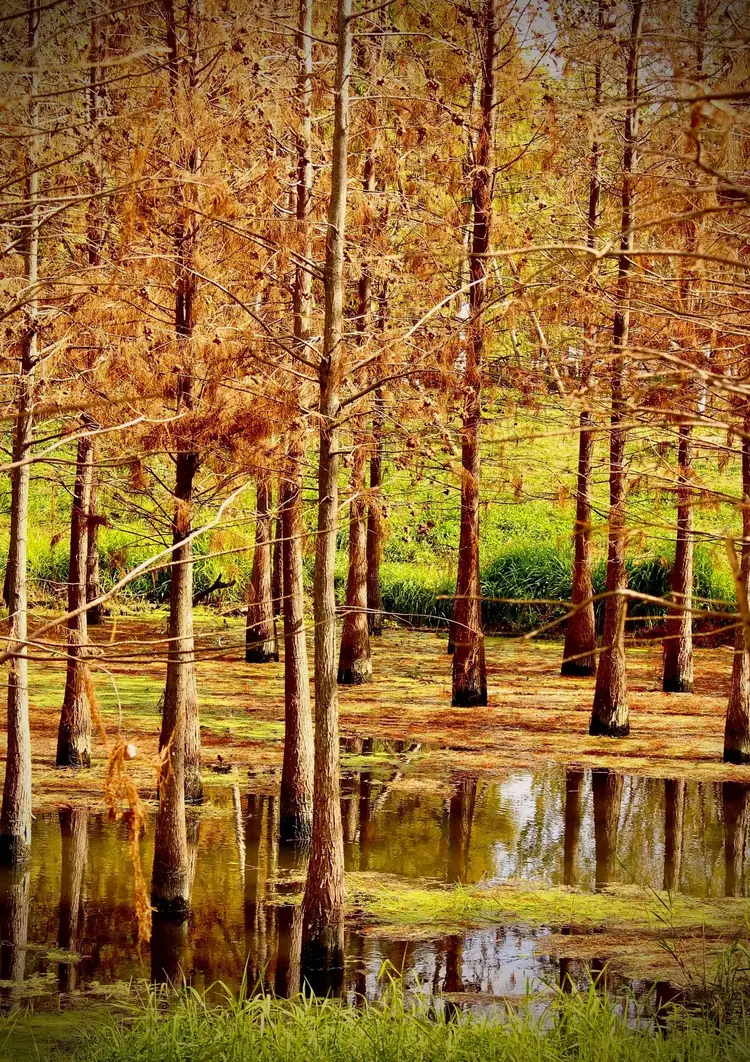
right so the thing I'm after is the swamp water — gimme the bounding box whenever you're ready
[0,759,746,1013]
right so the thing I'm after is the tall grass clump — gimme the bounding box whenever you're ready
[63,979,750,1062]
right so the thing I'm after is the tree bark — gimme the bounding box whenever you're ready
[272,507,282,618]
[589,0,644,738]
[246,478,278,663]
[86,469,103,625]
[56,434,94,768]
[367,378,385,636]
[663,425,694,692]
[724,412,750,763]
[452,0,495,708]
[279,445,314,843]
[592,767,622,890]
[562,0,603,678]
[300,0,351,977]
[663,778,685,893]
[0,0,40,868]
[58,806,88,993]
[563,767,584,886]
[338,440,372,684]
[152,453,197,914]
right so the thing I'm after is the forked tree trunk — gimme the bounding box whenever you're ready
[338,441,372,684]
[724,414,750,763]
[0,0,40,868]
[663,778,685,893]
[562,0,603,678]
[723,780,749,898]
[279,446,314,843]
[451,0,495,708]
[58,806,88,993]
[300,0,351,977]
[592,767,623,890]
[152,452,197,914]
[663,425,694,692]
[246,479,278,663]
[563,767,584,886]
[56,434,94,768]
[86,469,102,625]
[589,0,644,738]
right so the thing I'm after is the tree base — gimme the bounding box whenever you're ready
[451,687,488,708]
[589,717,630,738]
[0,835,30,869]
[662,677,693,694]
[245,649,279,664]
[300,925,345,997]
[151,893,190,918]
[55,750,91,769]
[279,811,313,847]
[723,747,750,765]
[337,666,372,686]
[561,660,596,677]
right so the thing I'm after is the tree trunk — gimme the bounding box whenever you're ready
[562,0,603,678]
[451,0,495,708]
[724,413,750,763]
[86,469,102,625]
[56,434,94,768]
[592,767,622,891]
[246,479,278,663]
[367,380,385,636]
[663,425,694,692]
[279,445,314,843]
[58,806,88,993]
[563,767,584,886]
[152,452,197,914]
[663,778,685,893]
[723,781,749,898]
[0,0,40,868]
[338,441,372,684]
[589,0,644,738]
[272,507,282,618]
[300,0,351,977]
[0,865,30,1009]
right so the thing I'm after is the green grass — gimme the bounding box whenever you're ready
[9,981,746,1062]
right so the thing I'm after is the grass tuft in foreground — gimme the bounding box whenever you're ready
[39,978,750,1062]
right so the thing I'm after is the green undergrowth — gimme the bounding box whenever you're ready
[348,874,750,937]
[7,980,747,1062]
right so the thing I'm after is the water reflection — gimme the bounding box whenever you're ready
[0,763,744,1011]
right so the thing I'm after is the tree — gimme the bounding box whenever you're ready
[300,0,352,977]
[724,411,750,763]
[452,0,497,708]
[589,0,645,739]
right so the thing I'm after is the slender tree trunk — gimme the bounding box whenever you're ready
[663,778,685,893]
[280,445,314,842]
[58,806,88,992]
[86,470,102,625]
[246,479,278,663]
[724,413,750,763]
[300,0,351,976]
[56,434,94,768]
[0,0,40,867]
[367,380,385,635]
[272,506,282,618]
[152,453,196,914]
[592,767,623,890]
[590,0,644,738]
[563,767,584,886]
[562,0,603,678]
[338,440,372,684]
[723,781,749,898]
[452,0,495,708]
[663,426,694,692]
